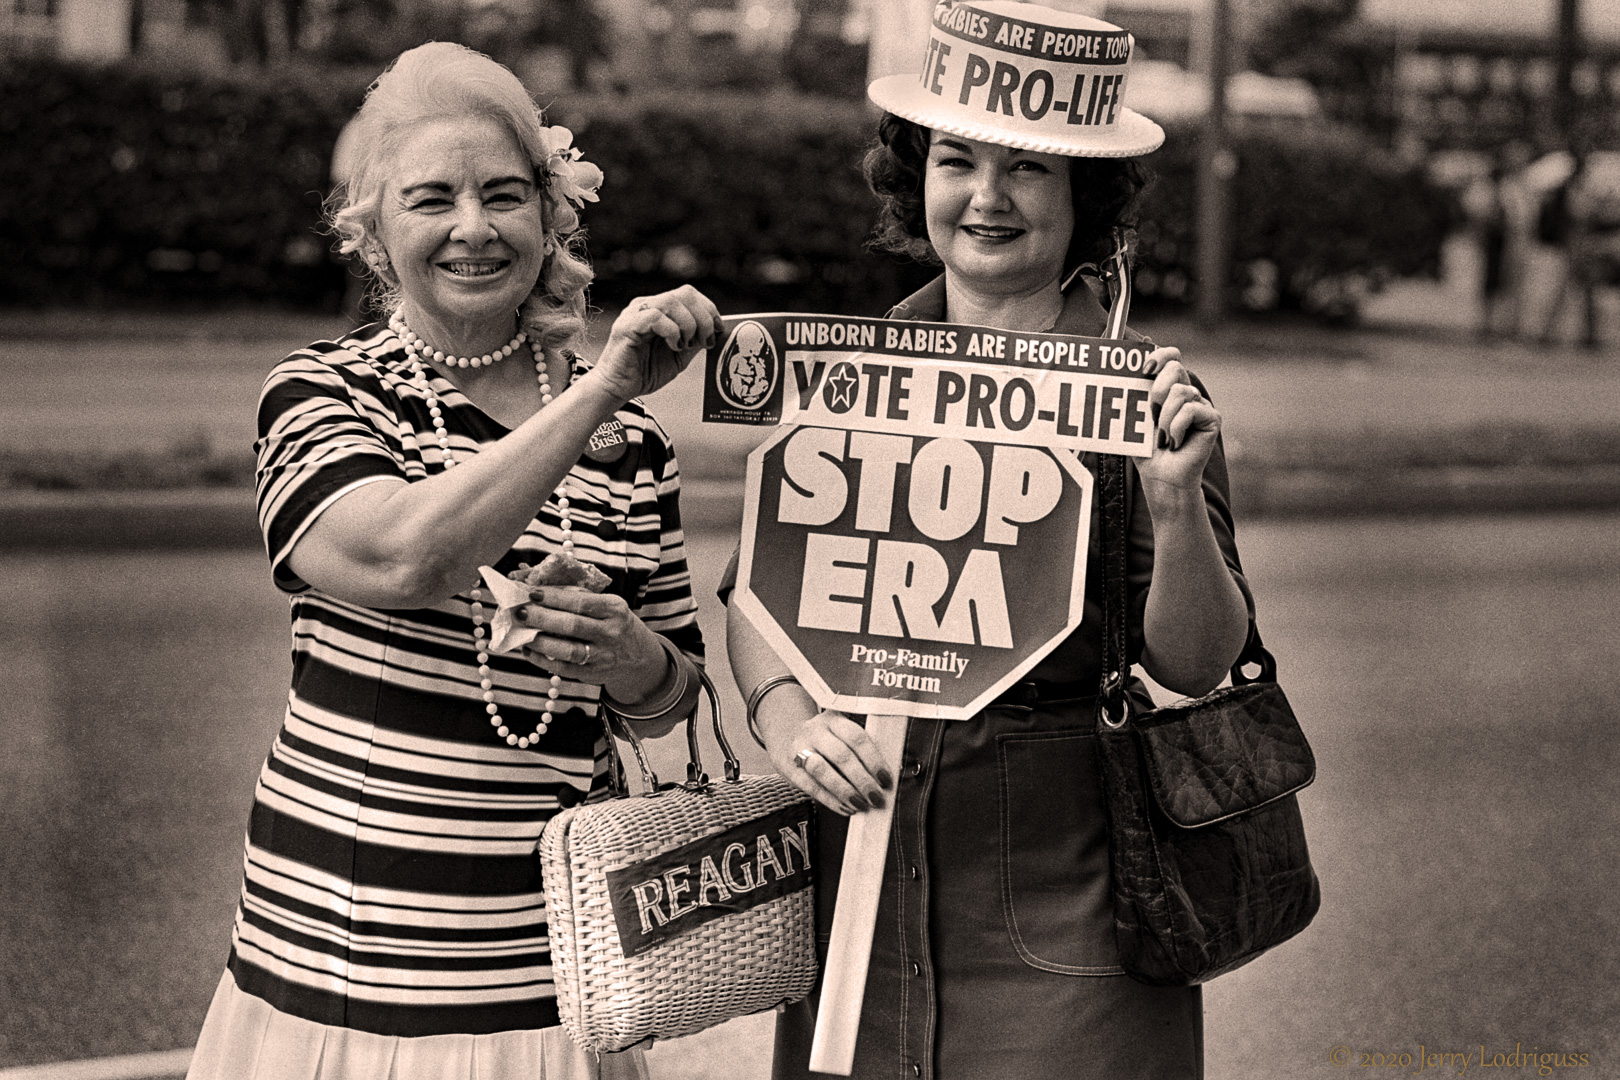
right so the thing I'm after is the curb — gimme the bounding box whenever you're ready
[0,489,262,550]
[1231,465,1620,520]
[0,483,748,552]
[0,1049,191,1080]
[1,471,1616,552]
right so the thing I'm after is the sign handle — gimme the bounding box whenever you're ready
[807,713,909,1076]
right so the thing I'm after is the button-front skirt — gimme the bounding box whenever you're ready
[772,699,1202,1080]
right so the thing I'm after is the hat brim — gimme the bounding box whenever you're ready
[868,73,1164,159]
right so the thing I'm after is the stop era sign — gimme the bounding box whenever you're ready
[732,425,1093,720]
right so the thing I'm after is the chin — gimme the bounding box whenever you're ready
[951,257,1054,292]
[431,285,531,323]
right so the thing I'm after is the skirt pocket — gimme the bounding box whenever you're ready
[996,728,1124,975]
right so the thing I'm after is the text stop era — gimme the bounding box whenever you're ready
[734,424,1093,721]
[782,428,1066,648]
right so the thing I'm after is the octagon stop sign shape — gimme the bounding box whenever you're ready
[734,425,1093,721]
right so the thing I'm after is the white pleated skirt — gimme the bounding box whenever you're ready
[187,973,649,1080]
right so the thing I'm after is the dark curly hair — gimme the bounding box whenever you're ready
[863,113,1152,273]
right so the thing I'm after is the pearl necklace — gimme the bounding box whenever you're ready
[386,312,573,750]
[391,312,527,369]
[389,313,553,468]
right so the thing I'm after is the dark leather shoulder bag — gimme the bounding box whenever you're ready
[1094,451,1321,986]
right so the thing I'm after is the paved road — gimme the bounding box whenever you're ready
[1,513,1617,1075]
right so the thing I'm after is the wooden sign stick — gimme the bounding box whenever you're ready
[808,713,909,1076]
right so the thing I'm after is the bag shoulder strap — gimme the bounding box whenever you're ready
[1096,454,1277,728]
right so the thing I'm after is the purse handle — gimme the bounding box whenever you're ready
[601,668,742,793]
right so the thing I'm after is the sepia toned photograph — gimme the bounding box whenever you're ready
[1,0,1616,1078]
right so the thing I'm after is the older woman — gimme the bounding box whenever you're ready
[186,43,720,1080]
[726,4,1253,1077]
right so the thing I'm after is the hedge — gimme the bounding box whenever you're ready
[548,91,932,312]
[1136,118,1453,316]
[0,59,365,307]
[0,56,1449,317]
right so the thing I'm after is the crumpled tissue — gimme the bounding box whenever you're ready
[477,566,540,654]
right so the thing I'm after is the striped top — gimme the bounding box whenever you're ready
[230,322,703,1037]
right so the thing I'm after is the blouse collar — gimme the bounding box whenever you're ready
[885,274,1112,337]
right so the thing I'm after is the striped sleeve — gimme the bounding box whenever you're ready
[636,413,705,667]
[255,348,407,594]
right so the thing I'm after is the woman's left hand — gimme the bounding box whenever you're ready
[1137,347,1221,496]
[514,587,668,700]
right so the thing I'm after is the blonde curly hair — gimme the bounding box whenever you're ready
[326,42,595,355]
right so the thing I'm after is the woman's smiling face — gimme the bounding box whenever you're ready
[924,132,1074,297]
[375,114,545,333]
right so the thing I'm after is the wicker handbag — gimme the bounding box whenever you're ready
[1094,452,1321,986]
[539,671,819,1053]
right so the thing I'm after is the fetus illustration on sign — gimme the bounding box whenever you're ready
[717,320,778,410]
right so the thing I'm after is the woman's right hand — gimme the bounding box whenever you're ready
[591,285,723,403]
[762,707,895,816]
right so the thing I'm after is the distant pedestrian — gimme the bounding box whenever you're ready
[1492,141,1538,338]
[1537,152,1599,347]
[1462,160,1509,338]
[1569,156,1620,347]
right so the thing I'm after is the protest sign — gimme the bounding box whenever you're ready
[709,313,1156,720]
[705,313,1157,458]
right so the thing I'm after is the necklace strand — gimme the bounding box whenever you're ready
[390,312,526,369]
[387,313,572,749]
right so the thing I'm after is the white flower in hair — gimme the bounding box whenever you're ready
[538,126,603,220]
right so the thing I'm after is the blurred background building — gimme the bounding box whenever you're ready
[9,0,1620,154]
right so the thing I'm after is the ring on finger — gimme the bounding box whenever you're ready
[582,643,592,665]
[792,748,822,771]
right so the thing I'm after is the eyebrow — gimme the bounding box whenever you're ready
[932,138,1043,162]
[400,175,534,197]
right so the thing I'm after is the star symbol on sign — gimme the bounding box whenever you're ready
[823,363,860,412]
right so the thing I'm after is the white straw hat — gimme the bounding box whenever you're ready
[867,0,1165,158]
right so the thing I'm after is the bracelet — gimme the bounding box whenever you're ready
[601,636,696,721]
[745,674,803,750]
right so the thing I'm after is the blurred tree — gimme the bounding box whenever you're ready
[1243,0,1393,136]
[782,26,866,97]
[531,0,609,87]
[314,0,410,65]
[1245,0,1358,82]
[214,0,306,62]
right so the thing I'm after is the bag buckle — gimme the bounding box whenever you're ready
[1098,670,1130,729]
